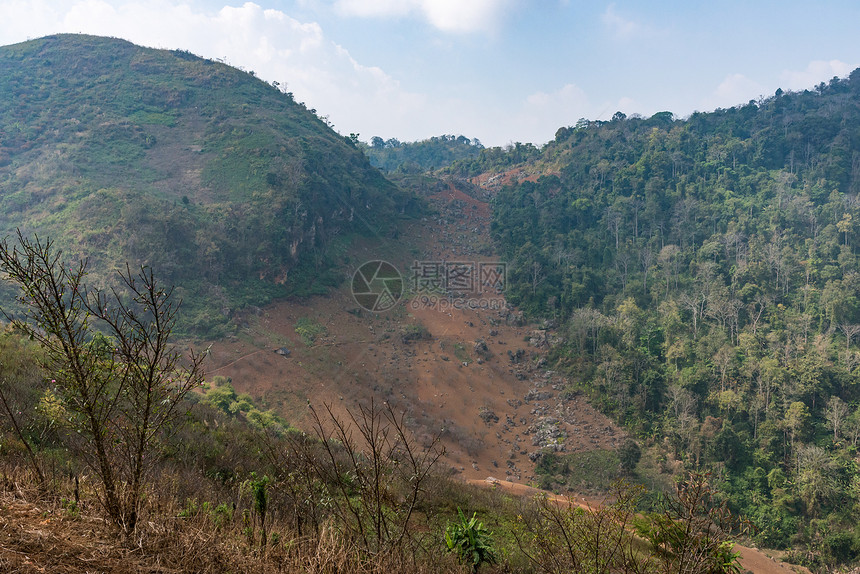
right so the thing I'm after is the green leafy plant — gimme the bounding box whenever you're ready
[241,472,271,548]
[60,497,80,519]
[444,508,498,574]
[294,317,326,346]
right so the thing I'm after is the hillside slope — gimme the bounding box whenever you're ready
[445,71,860,566]
[0,34,415,335]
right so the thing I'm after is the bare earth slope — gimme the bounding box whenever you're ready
[198,180,810,573]
[204,181,622,484]
[0,180,811,573]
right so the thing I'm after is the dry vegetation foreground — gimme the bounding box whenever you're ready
[0,480,810,574]
[467,477,811,574]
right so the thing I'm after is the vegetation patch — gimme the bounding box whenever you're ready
[294,316,326,345]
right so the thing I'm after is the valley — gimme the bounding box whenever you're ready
[3,32,860,573]
[204,180,624,486]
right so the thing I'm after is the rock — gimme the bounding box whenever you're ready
[524,389,554,402]
[479,407,499,425]
[529,329,548,348]
[507,348,526,364]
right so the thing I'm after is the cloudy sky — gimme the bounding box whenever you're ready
[1,0,859,146]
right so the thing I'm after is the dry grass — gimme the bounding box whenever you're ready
[0,464,468,574]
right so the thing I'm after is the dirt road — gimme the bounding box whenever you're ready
[467,478,810,574]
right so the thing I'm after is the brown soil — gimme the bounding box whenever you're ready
[468,167,554,192]
[197,178,810,573]
[734,545,812,574]
[202,181,623,485]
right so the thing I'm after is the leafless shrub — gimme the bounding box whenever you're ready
[300,399,444,562]
[514,481,650,574]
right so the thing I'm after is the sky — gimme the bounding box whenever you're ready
[1,1,859,147]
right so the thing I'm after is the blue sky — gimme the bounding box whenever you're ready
[1,0,859,146]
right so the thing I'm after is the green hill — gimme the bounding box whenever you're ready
[361,134,484,172]
[458,72,860,563]
[0,34,416,335]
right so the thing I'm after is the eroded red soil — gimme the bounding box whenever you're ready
[204,181,622,485]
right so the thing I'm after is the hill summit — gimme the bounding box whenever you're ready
[0,34,415,335]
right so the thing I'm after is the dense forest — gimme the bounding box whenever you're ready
[452,71,860,567]
[361,134,484,172]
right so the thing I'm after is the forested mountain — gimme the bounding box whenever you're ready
[458,72,860,565]
[362,134,483,172]
[0,34,415,335]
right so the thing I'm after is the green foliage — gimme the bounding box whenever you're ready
[513,482,647,574]
[444,508,498,573]
[448,141,541,177]
[249,472,270,517]
[0,34,417,336]
[204,381,237,412]
[202,378,289,432]
[634,473,747,574]
[479,68,860,565]
[294,317,326,345]
[362,134,483,172]
[401,322,431,343]
[0,233,206,534]
[534,449,623,492]
[60,497,80,518]
[618,439,642,474]
[247,471,270,547]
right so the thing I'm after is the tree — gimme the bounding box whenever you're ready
[839,322,860,351]
[825,396,850,442]
[784,401,809,453]
[0,231,205,534]
[515,483,648,574]
[0,330,48,487]
[795,445,838,516]
[302,399,443,557]
[619,438,642,474]
[635,473,748,574]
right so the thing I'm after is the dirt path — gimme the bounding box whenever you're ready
[466,478,810,574]
[734,545,811,574]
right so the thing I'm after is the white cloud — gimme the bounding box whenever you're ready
[334,0,513,34]
[601,3,642,40]
[526,83,588,110]
[700,73,764,111]
[334,0,411,19]
[781,59,854,90]
[0,1,432,141]
[494,84,637,145]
